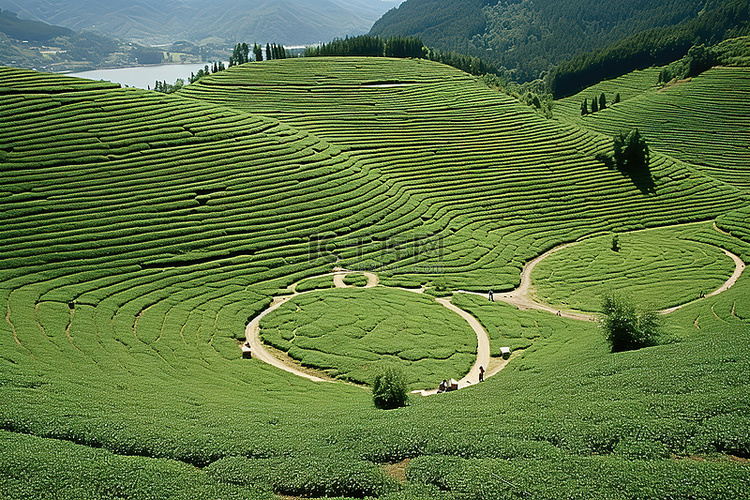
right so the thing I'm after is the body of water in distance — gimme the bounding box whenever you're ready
[66,63,227,90]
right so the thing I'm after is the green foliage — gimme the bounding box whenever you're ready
[548,0,750,97]
[154,78,185,94]
[229,42,250,66]
[601,292,660,352]
[613,128,649,172]
[531,225,735,312]
[342,273,368,287]
[372,366,409,409]
[206,454,397,497]
[305,34,425,59]
[714,34,750,66]
[372,0,750,86]
[188,61,226,84]
[555,65,750,190]
[658,44,718,83]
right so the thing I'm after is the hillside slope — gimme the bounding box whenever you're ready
[1,60,749,498]
[370,0,745,82]
[0,0,402,45]
[555,66,750,191]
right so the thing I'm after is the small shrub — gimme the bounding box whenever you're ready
[372,367,409,409]
[601,292,660,352]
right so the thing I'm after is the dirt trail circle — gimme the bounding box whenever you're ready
[245,234,745,392]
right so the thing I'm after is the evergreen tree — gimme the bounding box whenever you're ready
[581,98,588,115]
[266,43,272,60]
[241,42,249,63]
[591,96,599,112]
[613,129,649,171]
[254,43,263,61]
[599,92,607,110]
[614,92,621,103]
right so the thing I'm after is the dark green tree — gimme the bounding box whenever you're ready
[613,129,649,171]
[581,98,589,115]
[614,92,621,103]
[266,43,271,60]
[253,43,263,61]
[591,96,599,113]
[599,92,607,110]
[601,293,660,352]
[372,367,408,409]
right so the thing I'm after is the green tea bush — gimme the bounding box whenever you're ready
[601,292,660,352]
[372,366,409,409]
[206,454,398,498]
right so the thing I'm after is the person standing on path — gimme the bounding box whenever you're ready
[479,366,485,382]
[488,290,494,302]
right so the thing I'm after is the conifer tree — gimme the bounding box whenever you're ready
[591,96,598,113]
[599,93,607,110]
[581,98,588,115]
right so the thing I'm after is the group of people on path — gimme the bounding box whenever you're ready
[437,365,485,393]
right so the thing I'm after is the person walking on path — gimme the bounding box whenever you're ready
[479,365,485,382]
[488,290,494,302]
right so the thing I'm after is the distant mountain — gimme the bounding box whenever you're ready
[369,0,746,82]
[0,9,72,41]
[0,0,403,46]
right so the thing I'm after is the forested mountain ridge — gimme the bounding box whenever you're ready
[0,0,402,46]
[370,0,748,83]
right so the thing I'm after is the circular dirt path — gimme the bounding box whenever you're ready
[244,268,497,391]
[244,268,378,383]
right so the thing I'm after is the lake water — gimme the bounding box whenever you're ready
[66,63,227,90]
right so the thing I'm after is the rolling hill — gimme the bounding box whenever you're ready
[1,58,749,498]
[0,0,403,45]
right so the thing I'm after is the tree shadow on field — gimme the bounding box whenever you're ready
[596,153,656,195]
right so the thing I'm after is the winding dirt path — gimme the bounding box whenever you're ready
[660,249,745,314]
[245,268,498,392]
[457,242,597,322]
[243,226,745,391]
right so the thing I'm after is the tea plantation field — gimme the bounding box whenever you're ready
[555,66,750,190]
[1,58,749,499]
[530,223,737,312]
[260,287,476,388]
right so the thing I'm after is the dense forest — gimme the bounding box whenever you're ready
[370,0,749,84]
[547,0,750,97]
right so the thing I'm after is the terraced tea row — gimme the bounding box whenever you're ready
[556,67,750,191]
[1,59,749,499]
[181,58,748,292]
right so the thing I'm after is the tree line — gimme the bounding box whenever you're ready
[304,35,425,59]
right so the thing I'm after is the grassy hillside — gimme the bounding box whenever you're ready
[555,66,750,191]
[1,59,749,498]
